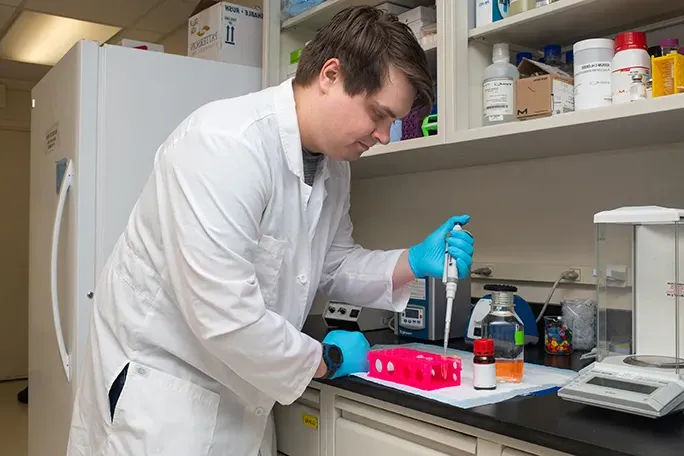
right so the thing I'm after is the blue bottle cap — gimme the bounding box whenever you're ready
[516,51,533,66]
[544,44,562,59]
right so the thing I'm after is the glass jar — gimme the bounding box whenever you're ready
[544,316,573,355]
[481,284,524,383]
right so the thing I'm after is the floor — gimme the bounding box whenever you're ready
[0,380,28,456]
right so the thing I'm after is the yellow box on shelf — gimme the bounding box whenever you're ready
[652,53,684,98]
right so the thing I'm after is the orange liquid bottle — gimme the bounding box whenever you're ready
[481,284,525,384]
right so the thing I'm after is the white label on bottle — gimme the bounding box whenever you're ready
[574,60,612,110]
[473,363,497,389]
[612,66,650,105]
[553,80,575,115]
[483,78,514,117]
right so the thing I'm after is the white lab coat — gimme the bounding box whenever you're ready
[66,79,411,456]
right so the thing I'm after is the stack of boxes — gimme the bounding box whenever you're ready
[187,0,263,69]
[376,2,436,40]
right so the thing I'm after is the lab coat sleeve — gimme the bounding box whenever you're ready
[156,128,321,406]
[318,184,412,312]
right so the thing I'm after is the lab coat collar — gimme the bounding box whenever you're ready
[274,78,330,183]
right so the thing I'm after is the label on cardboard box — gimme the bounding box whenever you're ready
[516,58,574,120]
[188,2,263,68]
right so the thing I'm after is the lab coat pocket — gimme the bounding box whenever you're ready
[106,362,219,456]
[255,234,287,309]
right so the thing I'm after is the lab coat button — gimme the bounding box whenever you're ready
[298,275,308,284]
[255,407,265,416]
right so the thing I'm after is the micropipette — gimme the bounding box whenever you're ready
[442,225,462,373]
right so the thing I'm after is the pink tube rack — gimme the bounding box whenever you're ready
[367,347,462,391]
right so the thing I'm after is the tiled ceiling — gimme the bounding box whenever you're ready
[0,0,261,84]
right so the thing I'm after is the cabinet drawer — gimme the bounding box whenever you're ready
[335,398,477,456]
[336,418,452,456]
[501,448,537,456]
[274,390,320,456]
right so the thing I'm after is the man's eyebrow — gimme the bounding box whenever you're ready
[377,104,397,119]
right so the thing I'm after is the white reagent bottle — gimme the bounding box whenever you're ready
[483,43,519,126]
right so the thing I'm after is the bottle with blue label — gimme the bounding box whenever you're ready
[476,0,510,28]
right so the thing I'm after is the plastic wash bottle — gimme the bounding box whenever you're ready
[483,43,519,126]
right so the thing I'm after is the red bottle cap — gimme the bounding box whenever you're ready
[615,32,647,53]
[474,338,494,356]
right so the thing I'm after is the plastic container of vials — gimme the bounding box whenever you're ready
[368,347,462,390]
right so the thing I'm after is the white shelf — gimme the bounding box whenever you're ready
[281,0,433,30]
[351,94,684,180]
[469,0,684,49]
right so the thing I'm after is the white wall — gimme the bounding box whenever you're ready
[349,144,684,309]
[0,85,30,380]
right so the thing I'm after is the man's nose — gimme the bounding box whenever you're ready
[372,127,390,146]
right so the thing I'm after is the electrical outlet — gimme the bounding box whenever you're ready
[568,268,582,281]
[470,262,594,285]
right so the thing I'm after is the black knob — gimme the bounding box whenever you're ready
[87,292,94,299]
[338,308,347,315]
[483,284,518,293]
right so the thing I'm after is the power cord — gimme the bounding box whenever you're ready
[536,269,580,323]
[388,315,396,332]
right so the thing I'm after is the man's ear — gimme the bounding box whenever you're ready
[318,58,342,94]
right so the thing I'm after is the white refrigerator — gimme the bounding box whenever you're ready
[28,40,262,456]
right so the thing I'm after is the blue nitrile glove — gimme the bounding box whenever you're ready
[408,215,474,279]
[322,330,370,379]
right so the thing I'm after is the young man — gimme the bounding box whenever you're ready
[67,6,474,456]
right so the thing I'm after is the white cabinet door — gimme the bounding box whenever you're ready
[275,388,320,456]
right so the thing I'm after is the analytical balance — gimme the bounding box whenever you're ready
[558,206,684,418]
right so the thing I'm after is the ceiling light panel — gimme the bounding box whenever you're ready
[24,0,160,28]
[0,10,121,66]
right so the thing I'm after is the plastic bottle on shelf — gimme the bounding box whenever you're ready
[543,44,562,69]
[509,0,535,16]
[516,51,533,66]
[481,284,525,384]
[573,38,614,110]
[483,43,519,126]
[563,50,574,74]
[661,38,680,56]
[611,32,650,105]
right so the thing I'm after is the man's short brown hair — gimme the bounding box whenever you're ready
[294,6,434,113]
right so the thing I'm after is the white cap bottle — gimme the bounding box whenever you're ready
[483,43,520,126]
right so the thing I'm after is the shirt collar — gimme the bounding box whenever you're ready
[274,78,330,182]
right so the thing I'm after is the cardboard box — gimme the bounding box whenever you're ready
[376,2,410,15]
[398,6,436,24]
[118,39,164,53]
[188,1,262,68]
[516,58,574,120]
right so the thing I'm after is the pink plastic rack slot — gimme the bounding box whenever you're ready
[367,347,462,391]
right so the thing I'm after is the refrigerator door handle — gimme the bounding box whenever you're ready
[51,158,74,382]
